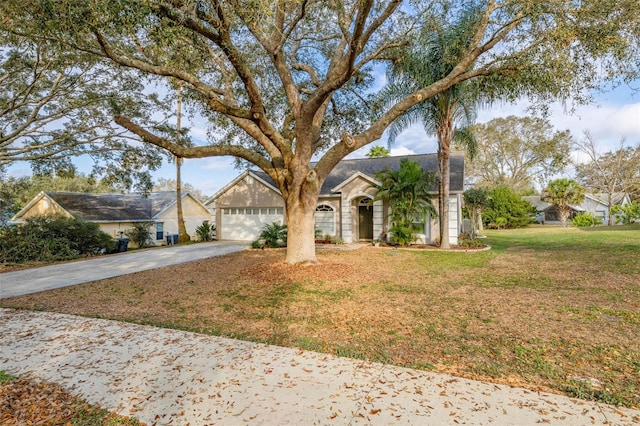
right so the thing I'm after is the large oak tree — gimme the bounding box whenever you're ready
[3,0,639,264]
[0,32,163,189]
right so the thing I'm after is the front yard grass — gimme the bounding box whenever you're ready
[2,224,639,408]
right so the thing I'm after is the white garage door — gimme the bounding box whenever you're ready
[221,207,284,241]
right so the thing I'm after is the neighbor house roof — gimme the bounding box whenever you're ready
[522,194,619,213]
[523,196,586,212]
[522,196,551,212]
[251,153,464,196]
[589,193,630,206]
[11,191,203,223]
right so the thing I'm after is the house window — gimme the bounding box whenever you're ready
[412,214,426,233]
[315,204,335,235]
[155,223,164,240]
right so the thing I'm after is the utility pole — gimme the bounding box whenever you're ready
[175,82,190,243]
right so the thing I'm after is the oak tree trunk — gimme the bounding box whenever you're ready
[283,181,320,265]
[284,202,318,265]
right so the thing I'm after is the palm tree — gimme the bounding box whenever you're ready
[541,178,586,227]
[373,159,437,245]
[379,7,481,249]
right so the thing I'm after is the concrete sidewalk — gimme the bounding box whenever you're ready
[1,309,639,425]
[0,241,248,299]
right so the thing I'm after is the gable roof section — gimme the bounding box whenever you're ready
[10,191,65,222]
[205,170,282,205]
[330,171,381,193]
[247,153,464,196]
[12,191,199,222]
[589,193,630,206]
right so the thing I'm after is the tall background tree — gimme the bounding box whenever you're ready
[574,132,640,225]
[542,178,586,227]
[152,178,208,202]
[3,0,640,264]
[378,6,480,249]
[366,146,390,158]
[464,116,573,192]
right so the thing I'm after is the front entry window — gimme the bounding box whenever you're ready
[156,223,164,240]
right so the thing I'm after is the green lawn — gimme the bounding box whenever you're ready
[2,224,639,408]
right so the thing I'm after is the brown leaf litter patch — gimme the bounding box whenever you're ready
[0,376,144,425]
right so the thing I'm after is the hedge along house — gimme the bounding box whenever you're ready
[10,191,212,247]
[205,153,465,245]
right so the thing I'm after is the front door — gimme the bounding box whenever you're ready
[358,200,374,240]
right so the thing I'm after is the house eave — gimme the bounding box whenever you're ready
[330,171,381,193]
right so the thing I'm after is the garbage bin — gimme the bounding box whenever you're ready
[116,238,129,252]
[166,234,178,245]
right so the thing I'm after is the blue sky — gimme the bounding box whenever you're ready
[7,83,640,198]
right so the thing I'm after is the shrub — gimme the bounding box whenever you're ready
[611,201,640,224]
[483,186,535,229]
[389,222,415,246]
[259,222,287,248]
[0,216,115,263]
[487,217,508,229]
[457,232,485,248]
[195,221,216,241]
[126,222,155,248]
[572,212,602,227]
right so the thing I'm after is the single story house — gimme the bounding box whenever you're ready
[10,191,212,246]
[523,192,631,225]
[205,153,465,245]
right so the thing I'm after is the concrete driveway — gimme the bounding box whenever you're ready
[0,241,248,299]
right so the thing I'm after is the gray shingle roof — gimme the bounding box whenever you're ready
[44,191,179,222]
[253,153,464,194]
[591,193,628,205]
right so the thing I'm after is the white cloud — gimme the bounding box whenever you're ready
[389,146,417,156]
[198,157,236,171]
[188,126,209,143]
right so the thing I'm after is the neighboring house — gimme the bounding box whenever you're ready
[523,193,631,225]
[205,153,465,245]
[10,191,212,246]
